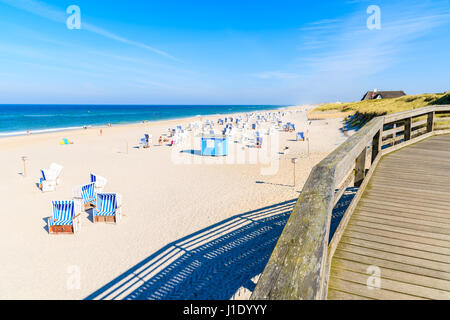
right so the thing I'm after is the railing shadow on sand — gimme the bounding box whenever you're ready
[84,189,356,301]
[85,199,296,300]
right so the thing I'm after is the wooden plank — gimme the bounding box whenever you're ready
[328,275,425,300]
[334,249,450,281]
[338,242,450,272]
[327,288,372,300]
[332,258,450,292]
[355,209,450,229]
[362,192,450,209]
[331,266,450,299]
[352,214,450,237]
[357,203,450,222]
[349,219,450,242]
[347,224,450,249]
[382,125,405,137]
[411,119,427,128]
[340,236,450,264]
[343,230,450,255]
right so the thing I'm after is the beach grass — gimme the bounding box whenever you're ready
[313,92,450,128]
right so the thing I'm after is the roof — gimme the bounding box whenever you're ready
[362,91,406,101]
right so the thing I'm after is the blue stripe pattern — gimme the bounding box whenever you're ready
[48,201,74,226]
[81,183,96,204]
[94,194,117,217]
[41,169,46,181]
[90,174,96,183]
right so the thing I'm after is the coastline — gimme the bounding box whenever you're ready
[0,104,297,139]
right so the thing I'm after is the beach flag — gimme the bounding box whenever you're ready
[59,138,73,145]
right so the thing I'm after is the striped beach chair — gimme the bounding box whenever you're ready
[93,193,122,223]
[73,182,96,210]
[90,174,107,193]
[47,200,82,234]
[296,132,305,141]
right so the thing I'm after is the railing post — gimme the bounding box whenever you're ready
[354,146,367,187]
[371,129,381,164]
[404,117,412,141]
[427,112,434,133]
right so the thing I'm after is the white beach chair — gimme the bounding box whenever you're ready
[49,163,63,185]
[90,174,108,193]
[39,163,64,192]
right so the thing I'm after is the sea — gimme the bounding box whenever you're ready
[0,105,286,137]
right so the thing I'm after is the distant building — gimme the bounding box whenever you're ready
[362,89,406,101]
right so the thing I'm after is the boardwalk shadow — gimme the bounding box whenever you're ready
[180,149,202,156]
[85,199,296,300]
[329,186,358,242]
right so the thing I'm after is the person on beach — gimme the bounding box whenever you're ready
[100,129,103,136]
[159,136,162,145]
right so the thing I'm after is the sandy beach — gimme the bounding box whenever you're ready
[0,105,348,299]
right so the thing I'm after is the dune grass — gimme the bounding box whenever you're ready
[314,92,450,128]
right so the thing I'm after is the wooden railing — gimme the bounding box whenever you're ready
[251,105,450,300]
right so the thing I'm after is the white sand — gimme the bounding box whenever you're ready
[0,105,347,299]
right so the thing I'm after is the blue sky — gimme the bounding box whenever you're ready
[0,0,449,105]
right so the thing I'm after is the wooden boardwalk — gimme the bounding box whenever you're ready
[328,134,450,300]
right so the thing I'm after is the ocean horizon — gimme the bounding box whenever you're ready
[0,104,287,137]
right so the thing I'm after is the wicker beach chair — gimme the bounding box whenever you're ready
[93,193,122,223]
[297,132,305,141]
[39,163,63,192]
[47,200,82,234]
[73,182,97,210]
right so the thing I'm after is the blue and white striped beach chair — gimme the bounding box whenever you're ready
[93,193,122,223]
[90,174,107,193]
[73,183,96,210]
[296,132,305,141]
[47,200,82,234]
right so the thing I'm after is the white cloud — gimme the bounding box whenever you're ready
[294,1,450,102]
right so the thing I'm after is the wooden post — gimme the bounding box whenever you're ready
[404,117,412,141]
[354,147,367,187]
[371,130,381,164]
[22,157,28,177]
[307,138,310,157]
[427,112,434,133]
[293,162,296,187]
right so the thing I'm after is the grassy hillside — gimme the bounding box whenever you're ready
[314,92,450,128]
